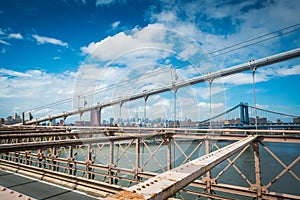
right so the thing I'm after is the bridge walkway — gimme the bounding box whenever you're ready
[0,169,99,200]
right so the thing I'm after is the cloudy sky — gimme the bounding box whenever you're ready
[1,0,300,123]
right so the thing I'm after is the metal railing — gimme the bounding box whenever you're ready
[0,126,299,199]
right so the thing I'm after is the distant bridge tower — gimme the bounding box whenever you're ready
[240,102,249,125]
[90,109,101,126]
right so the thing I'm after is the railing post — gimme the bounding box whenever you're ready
[68,146,73,175]
[25,151,30,165]
[167,135,172,170]
[15,152,19,163]
[109,141,114,184]
[51,135,57,171]
[205,138,212,198]
[87,144,93,179]
[251,141,262,200]
[38,149,43,168]
[52,147,57,171]
[135,138,141,183]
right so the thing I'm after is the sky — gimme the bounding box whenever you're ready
[0,0,300,123]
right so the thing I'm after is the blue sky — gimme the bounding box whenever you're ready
[0,0,300,122]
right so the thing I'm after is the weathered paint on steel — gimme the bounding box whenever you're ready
[106,136,257,200]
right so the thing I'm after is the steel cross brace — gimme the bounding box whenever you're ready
[105,135,258,200]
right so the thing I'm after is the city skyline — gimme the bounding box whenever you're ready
[1,0,300,121]
[2,101,299,127]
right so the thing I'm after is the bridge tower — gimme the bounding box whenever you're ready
[90,109,101,126]
[240,102,249,125]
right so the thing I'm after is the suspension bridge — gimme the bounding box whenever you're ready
[198,102,300,129]
[0,48,300,200]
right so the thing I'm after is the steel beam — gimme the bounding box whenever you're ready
[174,134,300,143]
[105,135,257,200]
[0,133,166,153]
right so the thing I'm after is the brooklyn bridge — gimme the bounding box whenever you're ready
[0,48,299,200]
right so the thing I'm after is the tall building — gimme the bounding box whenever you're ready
[294,117,300,124]
[110,118,114,124]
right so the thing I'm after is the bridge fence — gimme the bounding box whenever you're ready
[0,126,299,199]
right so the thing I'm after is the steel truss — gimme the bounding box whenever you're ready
[0,126,299,199]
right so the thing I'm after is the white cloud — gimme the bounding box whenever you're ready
[81,25,171,61]
[0,68,32,77]
[215,72,269,85]
[198,102,224,109]
[217,64,300,86]
[0,68,76,117]
[77,22,228,121]
[148,98,171,119]
[96,0,126,6]
[53,56,61,60]
[150,0,300,66]
[256,104,269,110]
[265,64,300,77]
[151,10,177,25]
[8,33,23,40]
[197,101,225,120]
[191,85,226,100]
[0,39,11,46]
[111,21,120,29]
[32,34,68,47]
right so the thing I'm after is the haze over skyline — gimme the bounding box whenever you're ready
[1,0,300,122]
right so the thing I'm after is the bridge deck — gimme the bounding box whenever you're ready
[0,169,98,200]
[0,186,36,200]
